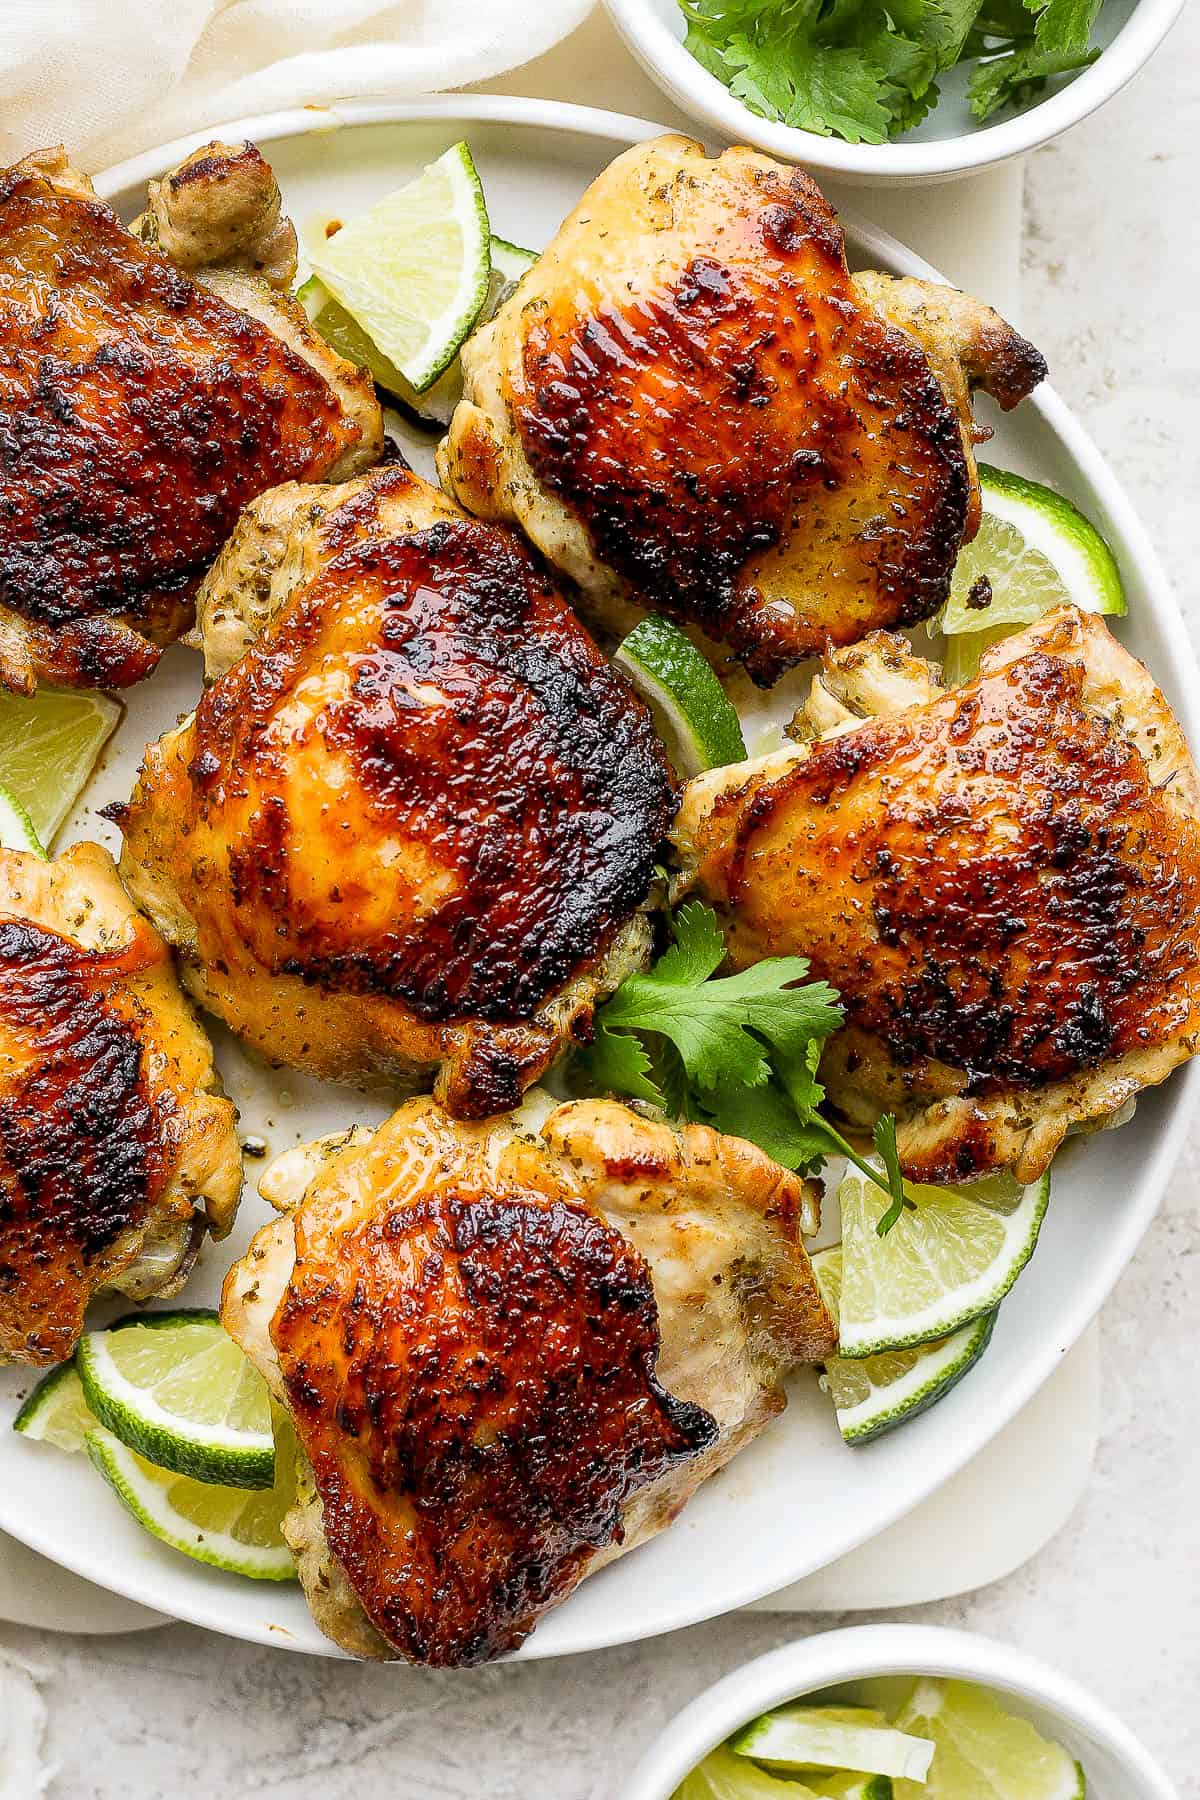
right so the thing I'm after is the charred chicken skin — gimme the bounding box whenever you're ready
[117,464,678,1115]
[222,1095,832,1665]
[0,141,381,693]
[439,134,1046,686]
[0,842,241,1364]
[673,608,1200,1183]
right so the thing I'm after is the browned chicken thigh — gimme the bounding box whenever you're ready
[0,842,240,1364]
[439,135,1046,685]
[673,609,1200,1183]
[222,1095,832,1665]
[0,141,381,692]
[117,464,678,1115]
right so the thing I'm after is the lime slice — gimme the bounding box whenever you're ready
[0,687,122,845]
[894,1679,1085,1800]
[937,466,1124,681]
[0,783,47,858]
[732,1706,934,1782]
[306,141,490,392]
[78,1310,275,1489]
[300,235,533,430]
[614,615,747,776]
[13,1361,94,1452]
[837,1169,1050,1358]
[812,1246,997,1443]
[86,1421,298,1582]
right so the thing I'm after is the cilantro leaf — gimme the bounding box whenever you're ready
[580,901,914,1238]
[703,1078,836,1169]
[968,40,1096,117]
[585,1020,665,1108]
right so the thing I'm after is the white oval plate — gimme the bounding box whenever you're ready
[0,98,1194,1662]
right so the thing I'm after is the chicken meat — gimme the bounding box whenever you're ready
[439,134,1046,686]
[116,463,678,1115]
[221,1094,833,1665]
[672,608,1200,1183]
[0,841,241,1364]
[0,140,382,693]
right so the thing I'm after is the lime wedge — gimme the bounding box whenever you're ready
[674,1743,815,1798]
[306,141,491,393]
[837,1169,1050,1358]
[894,1679,1085,1800]
[614,615,747,776]
[300,235,533,429]
[86,1421,297,1582]
[937,466,1124,681]
[819,1780,895,1800]
[0,687,122,845]
[732,1706,934,1782]
[78,1310,275,1489]
[0,783,47,858]
[676,1749,894,1800]
[13,1361,94,1452]
[813,1246,997,1443]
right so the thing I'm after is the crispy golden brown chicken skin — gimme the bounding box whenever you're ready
[673,609,1200,1183]
[0,842,240,1364]
[439,135,1045,685]
[117,465,678,1115]
[221,1096,831,1665]
[0,142,381,693]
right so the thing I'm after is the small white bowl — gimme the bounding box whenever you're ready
[625,1624,1180,1799]
[603,0,1185,182]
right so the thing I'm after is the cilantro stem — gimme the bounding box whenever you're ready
[818,1117,917,1237]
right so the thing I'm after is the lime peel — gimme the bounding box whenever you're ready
[0,784,47,859]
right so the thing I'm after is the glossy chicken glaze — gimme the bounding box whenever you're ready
[676,609,1200,1178]
[444,137,1045,687]
[0,153,366,690]
[0,843,240,1363]
[272,1109,715,1667]
[119,467,677,1114]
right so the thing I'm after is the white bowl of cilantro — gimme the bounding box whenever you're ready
[625,1625,1181,1800]
[603,0,1184,178]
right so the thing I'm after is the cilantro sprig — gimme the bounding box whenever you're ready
[582,901,914,1235]
[678,0,1105,143]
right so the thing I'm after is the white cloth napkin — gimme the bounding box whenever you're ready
[0,0,593,171]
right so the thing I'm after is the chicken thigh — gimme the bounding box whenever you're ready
[116,464,678,1116]
[0,141,381,692]
[439,135,1045,685]
[0,841,240,1364]
[222,1095,832,1665]
[672,609,1200,1183]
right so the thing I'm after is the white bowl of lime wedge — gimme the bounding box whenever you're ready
[625,1624,1180,1800]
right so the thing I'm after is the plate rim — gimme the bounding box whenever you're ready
[2,95,1191,1662]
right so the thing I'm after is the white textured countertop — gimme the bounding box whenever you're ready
[2,7,1198,1795]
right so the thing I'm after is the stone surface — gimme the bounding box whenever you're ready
[2,8,1198,1795]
